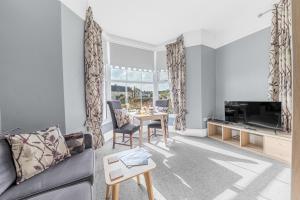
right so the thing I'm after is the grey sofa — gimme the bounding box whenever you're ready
[0,134,95,200]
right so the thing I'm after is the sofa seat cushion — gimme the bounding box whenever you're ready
[0,149,94,200]
[28,182,92,200]
[0,139,16,196]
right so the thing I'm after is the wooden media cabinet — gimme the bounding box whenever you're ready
[207,121,292,164]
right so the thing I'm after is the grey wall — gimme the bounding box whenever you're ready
[61,4,86,133]
[0,108,2,131]
[185,45,216,129]
[186,46,203,129]
[215,28,270,119]
[110,43,154,69]
[156,50,167,70]
[0,0,66,132]
[201,46,216,127]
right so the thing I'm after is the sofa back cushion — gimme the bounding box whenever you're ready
[7,127,70,184]
[64,132,85,155]
[0,138,16,195]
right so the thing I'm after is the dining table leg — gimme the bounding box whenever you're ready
[161,116,167,145]
[139,119,143,146]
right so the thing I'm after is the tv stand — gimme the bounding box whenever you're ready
[245,126,257,131]
[207,121,292,164]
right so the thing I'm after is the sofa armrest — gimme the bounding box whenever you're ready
[83,132,93,149]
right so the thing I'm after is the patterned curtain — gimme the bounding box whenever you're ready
[166,36,187,131]
[84,7,104,148]
[268,0,292,132]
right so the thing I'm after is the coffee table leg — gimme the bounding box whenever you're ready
[144,172,154,200]
[105,185,111,200]
[136,175,141,185]
[112,184,120,200]
[139,120,143,146]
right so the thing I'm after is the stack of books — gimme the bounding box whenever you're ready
[119,147,152,168]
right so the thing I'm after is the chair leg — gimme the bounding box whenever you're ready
[147,127,151,143]
[154,128,157,137]
[130,133,133,149]
[122,133,125,142]
[166,125,169,137]
[113,131,116,149]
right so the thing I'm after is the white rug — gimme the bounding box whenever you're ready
[93,131,290,200]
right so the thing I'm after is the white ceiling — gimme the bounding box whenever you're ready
[61,0,275,48]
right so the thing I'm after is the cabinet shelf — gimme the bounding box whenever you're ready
[207,121,291,164]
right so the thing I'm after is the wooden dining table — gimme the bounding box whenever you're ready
[133,112,168,146]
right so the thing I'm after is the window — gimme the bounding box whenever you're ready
[142,83,154,107]
[158,70,170,100]
[109,66,154,110]
[127,82,142,110]
[111,82,127,107]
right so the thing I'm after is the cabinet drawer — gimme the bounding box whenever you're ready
[264,136,291,163]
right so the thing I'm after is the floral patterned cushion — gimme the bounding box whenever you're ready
[114,109,130,128]
[7,126,70,184]
[64,132,85,155]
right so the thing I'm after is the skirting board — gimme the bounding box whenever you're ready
[172,128,208,137]
[102,126,208,142]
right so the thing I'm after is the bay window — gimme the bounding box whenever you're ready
[109,66,155,111]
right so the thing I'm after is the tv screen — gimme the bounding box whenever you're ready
[225,101,282,129]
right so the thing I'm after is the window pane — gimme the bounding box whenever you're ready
[142,71,153,82]
[111,68,126,81]
[111,82,126,108]
[127,70,142,82]
[159,71,168,81]
[158,82,170,100]
[142,84,154,108]
[127,83,142,110]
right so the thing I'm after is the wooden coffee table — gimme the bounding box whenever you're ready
[103,152,156,200]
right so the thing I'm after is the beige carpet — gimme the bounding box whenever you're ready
[93,131,290,200]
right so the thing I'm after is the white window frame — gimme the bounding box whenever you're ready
[109,65,155,109]
[103,43,171,123]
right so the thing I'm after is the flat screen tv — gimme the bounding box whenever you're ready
[225,101,282,130]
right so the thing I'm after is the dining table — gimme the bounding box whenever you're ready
[132,112,169,146]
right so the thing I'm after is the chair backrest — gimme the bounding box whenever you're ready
[107,100,122,130]
[155,99,169,108]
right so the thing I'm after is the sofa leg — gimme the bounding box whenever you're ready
[130,134,133,149]
[113,131,116,149]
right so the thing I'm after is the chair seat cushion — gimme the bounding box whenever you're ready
[115,124,140,134]
[0,149,94,200]
[148,121,162,129]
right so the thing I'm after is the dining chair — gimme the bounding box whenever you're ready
[147,99,169,142]
[107,100,140,149]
